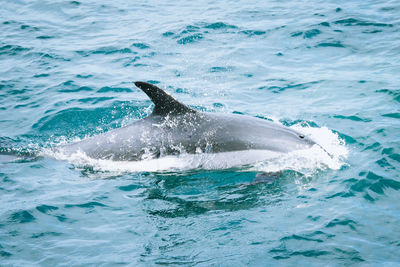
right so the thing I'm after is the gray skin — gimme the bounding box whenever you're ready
[57,82,316,161]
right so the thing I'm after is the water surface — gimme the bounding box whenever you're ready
[1,0,400,265]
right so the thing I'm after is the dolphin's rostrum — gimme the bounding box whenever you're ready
[58,81,316,161]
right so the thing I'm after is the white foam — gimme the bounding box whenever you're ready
[43,125,348,176]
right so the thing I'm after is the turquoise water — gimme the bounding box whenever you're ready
[1,0,400,265]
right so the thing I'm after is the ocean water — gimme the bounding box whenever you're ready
[1,0,400,265]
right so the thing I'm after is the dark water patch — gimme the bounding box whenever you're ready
[78,97,114,104]
[54,80,93,93]
[388,153,400,162]
[315,41,345,48]
[36,35,54,40]
[76,47,134,57]
[291,29,322,39]
[280,234,323,243]
[8,210,35,224]
[118,184,142,191]
[325,218,357,230]
[382,147,394,155]
[14,100,41,109]
[363,142,380,151]
[177,33,203,44]
[258,80,320,93]
[375,89,400,102]
[362,29,382,34]
[70,1,80,5]
[20,24,40,31]
[0,250,12,257]
[65,201,107,209]
[31,232,62,239]
[0,82,15,91]
[122,56,141,67]
[3,20,17,25]
[239,30,266,36]
[0,44,31,56]
[366,171,382,181]
[213,103,224,108]
[333,248,365,262]
[97,86,132,93]
[350,179,371,192]
[333,114,371,122]
[36,204,59,214]
[291,250,330,257]
[181,25,200,34]
[204,22,238,30]
[319,22,330,27]
[33,73,49,78]
[346,171,400,200]
[55,214,71,222]
[24,51,70,62]
[209,66,234,73]
[375,158,394,169]
[174,87,190,94]
[132,43,150,49]
[333,131,358,145]
[162,31,175,37]
[334,18,393,27]
[280,119,319,128]
[291,31,303,37]
[146,80,160,85]
[304,29,321,39]
[76,74,93,79]
[382,113,400,119]
[5,88,30,95]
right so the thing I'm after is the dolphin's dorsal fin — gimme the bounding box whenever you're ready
[134,81,196,116]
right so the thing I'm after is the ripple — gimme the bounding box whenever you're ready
[31,232,62,239]
[209,66,234,73]
[76,47,134,57]
[258,80,320,93]
[204,22,238,30]
[375,89,400,102]
[36,204,59,214]
[0,44,31,56]
[382,113,400,119]
[177,33,203,45]
[333,18,393,27]
[333,114,372,122]
[53,80,93,93]
[8,210,35,224]
[131,42,150,49]
[315,41,345,48]
[64,201,107,209]
[325,218,357,230]
[292,29,321,39]
[97,86,132,93]
[239,30,266,36]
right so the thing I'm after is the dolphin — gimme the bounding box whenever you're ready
[56,81,317,161]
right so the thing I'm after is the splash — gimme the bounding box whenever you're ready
[43,124,347,176]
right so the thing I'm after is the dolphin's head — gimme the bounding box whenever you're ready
[297,133,316,147]
[267,127,317,152]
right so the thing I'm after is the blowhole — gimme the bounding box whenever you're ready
[299,135,305,139]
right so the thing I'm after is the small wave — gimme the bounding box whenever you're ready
[333,18,393,27]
